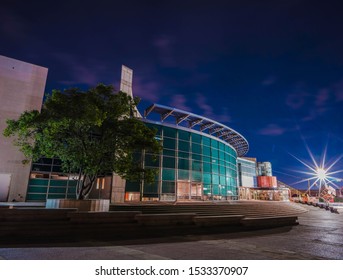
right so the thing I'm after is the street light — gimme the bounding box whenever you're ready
[316,168,327,180]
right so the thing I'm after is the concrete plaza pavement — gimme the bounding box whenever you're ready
[0,205,342,260]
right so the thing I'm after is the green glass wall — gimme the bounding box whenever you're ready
[26,158,78,201]
[125,123,238,201]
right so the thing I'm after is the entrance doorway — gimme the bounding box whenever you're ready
[177,180,202,201]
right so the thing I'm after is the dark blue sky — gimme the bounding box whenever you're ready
[1,0,343,189]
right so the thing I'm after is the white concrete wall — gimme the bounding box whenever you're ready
[0,55,48,201]
[240,174,255,188]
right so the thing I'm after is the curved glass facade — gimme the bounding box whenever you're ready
[125,121,239,201]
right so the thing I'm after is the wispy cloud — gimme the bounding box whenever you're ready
[261,75,276,86]
[133,75,160,103]
[315,88,330,115]
[301,88,330,122]
[333,80,343,102]
[258,124,286,136]
[196,93,231,123]
[153,35,176,67]
[53,53,108,86]
[285,82,334,122]
[315,88,329,107]
[170,94,191,111]
[286,89,308,110]
[196,93,213,116]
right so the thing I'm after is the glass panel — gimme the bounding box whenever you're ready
[191,143,201,154]
[212,184,220,195]
[178,169,189,180]
[203,156,211,163]
[178,151,189,159]
[47,194,66,199]
[191,133,201,144]
[192,171,202,181]
[163,156,175,168]
[203,184,211,195]
[163,149,175,157]
[162,181,175,193]
[67,193,76,199]
[203,137,211,146]
[52,166,63,173]
[145,154,159,167]
[28,179,49,186]
[34,158,53,165]
[178,158,189,170]
[225,153,230,161]
[212,164,219,174]
[163,137,176,149]
[50,180,68,186]
[211,139,218,149]
[125,180,140,192]
[203,162,211,172]
[219,142,225,152]
[192,153,202,161]
[203,173,211,184]
[212,174,219,184]
[146,123,162,136]
[212,149,219,159]
[68,180,78,186]
[192,160,202,171]
[143,181,158,195]
[49,187,67,193]
[163,126,176,138]
[53,158,62,165]
[162,169,175,181]
[26,193,46,201]
[219,165,225,175]
[178,130,190,141]
[32,164,51,172]
[27,186,48,193]
[67,187,76,193]
[219,150,225,159]
[203,146,211,156]
[178,140,189,152]
[225,145,229,153]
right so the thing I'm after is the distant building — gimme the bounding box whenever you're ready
[237,157,257,188]
[0,55,48,202]
[256,161,277,188]
[257,161,273,176]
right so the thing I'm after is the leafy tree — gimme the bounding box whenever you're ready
[3,84,161,199]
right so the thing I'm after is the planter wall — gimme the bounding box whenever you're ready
[46,199,110,212]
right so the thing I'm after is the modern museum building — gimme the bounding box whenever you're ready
[1,55,289,203]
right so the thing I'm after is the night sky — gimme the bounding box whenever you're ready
[1,0,343,189]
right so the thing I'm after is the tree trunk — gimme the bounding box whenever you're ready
[76,174,97,200]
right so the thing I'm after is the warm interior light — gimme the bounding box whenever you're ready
[316,168,327,180]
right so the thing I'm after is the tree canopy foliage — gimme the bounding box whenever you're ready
[3,84,161,199]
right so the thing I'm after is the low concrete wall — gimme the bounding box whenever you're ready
[46,199,110,212]
[193,215,244,227]
[0,208,76,221]
[135,213,196,226]
[241,216,298,228]
[68,211,141,223]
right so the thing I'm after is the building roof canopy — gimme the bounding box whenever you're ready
[144,104,249,157]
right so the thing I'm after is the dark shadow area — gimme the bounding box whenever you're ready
[0,224,295,248]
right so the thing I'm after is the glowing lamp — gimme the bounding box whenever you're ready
[316,168,327,180]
